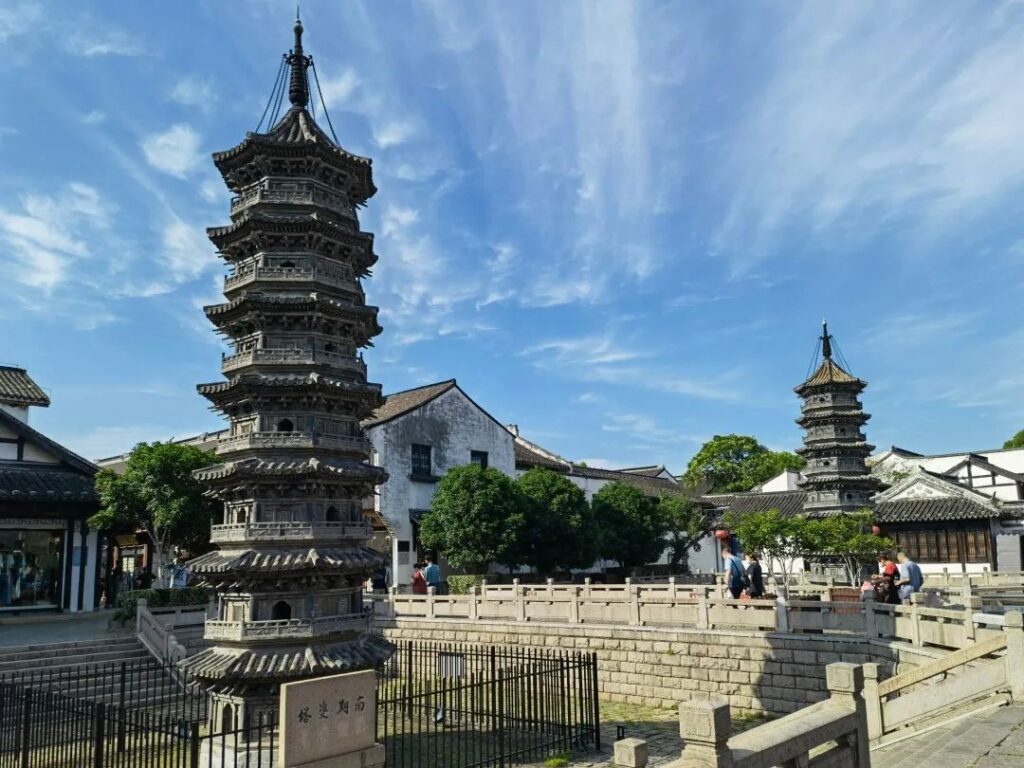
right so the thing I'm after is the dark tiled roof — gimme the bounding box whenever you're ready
[617,465,668,477]
[514,441,571,472]
[710,490,808,518]
[0,366,49,407]
[796,359,864,391]
[0,463,97,501]
[184,633,392,681]
[569,465,689,498]
[189,546,384,574]
[875,497,1000,523]
[363,380,457,427]
[194,457,386,484]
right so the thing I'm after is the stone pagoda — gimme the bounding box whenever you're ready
[184,16,391,733]
[794,322,881,516]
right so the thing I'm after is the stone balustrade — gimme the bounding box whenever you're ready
[377,581,1000,652]
[224,264,357,292]
[230,182,357,220]
[204,613,368,642]
[216,431,370,454]
[136,598,210,667]
[669,663,870,768]
[221,347,366,374]
[210,520,373,544]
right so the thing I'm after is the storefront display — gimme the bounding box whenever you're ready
[0,529,63,610]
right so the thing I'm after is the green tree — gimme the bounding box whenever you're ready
[724,509,817,593]
[1004,429,1024,450]
[89,442,218,586]
[591,482,668,573]
[517,468,596,574]
[660,495,711,574]
[682,434,804,493]
[419,465,527,573]
[813,511,893,585]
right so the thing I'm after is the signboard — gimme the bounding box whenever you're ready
[279,669,376,767]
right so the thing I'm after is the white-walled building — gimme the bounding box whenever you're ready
[0,366,101,613]
[362,380,515,586]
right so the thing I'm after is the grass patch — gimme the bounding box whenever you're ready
[544,752,572,767]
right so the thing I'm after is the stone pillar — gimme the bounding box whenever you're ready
[627,580,641,626]
[426,586,435,619]
[568,585,580,624]
[614,737,649,767]
[862,590,876,640]
[677,697,734,768]
[468,586,478,620]
[825,663,869,768]
[909,592,923,647]
[514,580,526,622]
[861,663,883,743]
[775,595,790,634]
[697,591,710,630]
[136,598,148,636]
[546,577,554,597]
[1004,611,1024,702]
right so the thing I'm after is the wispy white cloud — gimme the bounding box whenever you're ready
[0,1,42,43]
[169,76,216,109]
[710,3,1024,276]
[81,110,106,125]
[141,124,203,178]
[64,26,144,57]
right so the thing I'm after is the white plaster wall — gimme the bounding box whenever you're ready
[367,387,515,587]
[21,441,58,463]
[0,404,29,423]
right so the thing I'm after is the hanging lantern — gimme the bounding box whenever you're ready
[714,529,730,541]
[871,525,882,536]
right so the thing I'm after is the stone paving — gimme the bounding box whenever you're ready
[874,704,1024,768]
[0,611,127,647]
[524,702,1024,767]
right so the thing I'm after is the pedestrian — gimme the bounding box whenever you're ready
[896,550,923,602]
[872,553,900,604]
[108,563,123,608]
[411,563,427,595]
[743,552,765,598]
[423,554,445,595]
[722,546,746,599]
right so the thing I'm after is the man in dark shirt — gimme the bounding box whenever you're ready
[743,553,765,598]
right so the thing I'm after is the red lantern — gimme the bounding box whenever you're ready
[871,525,882,536]
[714,529,730,541]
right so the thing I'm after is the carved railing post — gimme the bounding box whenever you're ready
[546,577,554,597]
[775,595,790,634]
[983,567,992,586]
[583,577,592,599]
[909,592,923,647]
[627,579,641,626]
[861,662,883,743]
[862,590,876,640]
[136,598,148,636]
[825,663,870,768]
[942,567,950,587]
[514,579,526,622]
[678,697,734,768]
[426,586,435,619]
[668,576,678,602]
[468,586,478,621]
[568,585,580,624]
[1005,612,1024,702]
[697,590,710,629]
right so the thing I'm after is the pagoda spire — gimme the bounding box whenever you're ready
[287,9,309,108]
[821,319,832,360]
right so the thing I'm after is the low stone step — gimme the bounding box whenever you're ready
[0,648,151,673]
[0,636,140,660]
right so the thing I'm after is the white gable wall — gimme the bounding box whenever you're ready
[367,386,515,587]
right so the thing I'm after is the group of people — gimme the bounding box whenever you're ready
[721,546,924,603]
[864,551,923,604]
[721,547,766,599]
[411,555,445,595]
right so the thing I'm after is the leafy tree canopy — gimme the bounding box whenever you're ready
[682,434,805,493]
[812,510,893,585]
[517,468,596,574]
[1004,429,1024,450]
[592,482,668,573]
[660,495,711,574]
[89,442,218,584]
[419,465,527,573]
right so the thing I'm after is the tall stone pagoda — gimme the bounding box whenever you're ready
[794,322,881,516]
[184,16,391,732]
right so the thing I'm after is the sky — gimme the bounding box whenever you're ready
[2,1,1023,471]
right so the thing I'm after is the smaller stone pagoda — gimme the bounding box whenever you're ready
[795,322,882,516]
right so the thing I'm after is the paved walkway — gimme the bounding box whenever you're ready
[874,704,1024,768]
[524,703,1024,767]
[0,610,130,648]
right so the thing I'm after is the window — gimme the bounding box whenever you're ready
[470,450,488,469]
[411,444,432,478]
[892,527,991,564]
[271,600,292,620]
[276,418,294,432]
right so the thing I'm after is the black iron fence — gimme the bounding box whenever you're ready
[0,641,600,768]
[379,642,601,767]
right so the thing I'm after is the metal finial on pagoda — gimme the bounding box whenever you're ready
[794,322,880,516]
[183,15,390,740]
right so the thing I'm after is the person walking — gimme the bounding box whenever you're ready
[896,550,923,603]
[743,552,765,598]
[872,553,900,604]
[722,546,746,599]
[423,554,445,595]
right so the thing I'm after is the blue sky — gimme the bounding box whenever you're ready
[2,1,1023,469]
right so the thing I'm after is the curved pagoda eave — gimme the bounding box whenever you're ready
[188,545,385,576]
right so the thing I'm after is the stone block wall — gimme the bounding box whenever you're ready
[380,618,899,717]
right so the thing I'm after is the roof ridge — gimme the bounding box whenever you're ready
[0,409,97,476]
[381,379,457,398]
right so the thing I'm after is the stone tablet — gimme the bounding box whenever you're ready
[279,670,376,767]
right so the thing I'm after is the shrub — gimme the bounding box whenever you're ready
[447,575,486,595]
[112,587,213,625]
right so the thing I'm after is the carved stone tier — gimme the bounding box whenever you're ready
[221,348,367,375]
[204,613,368,642]
[210,521,372,545]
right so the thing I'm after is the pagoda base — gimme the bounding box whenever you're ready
[201,739,277,768]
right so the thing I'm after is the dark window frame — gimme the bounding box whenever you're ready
[470,450,489,469]
[411,444,433,479]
